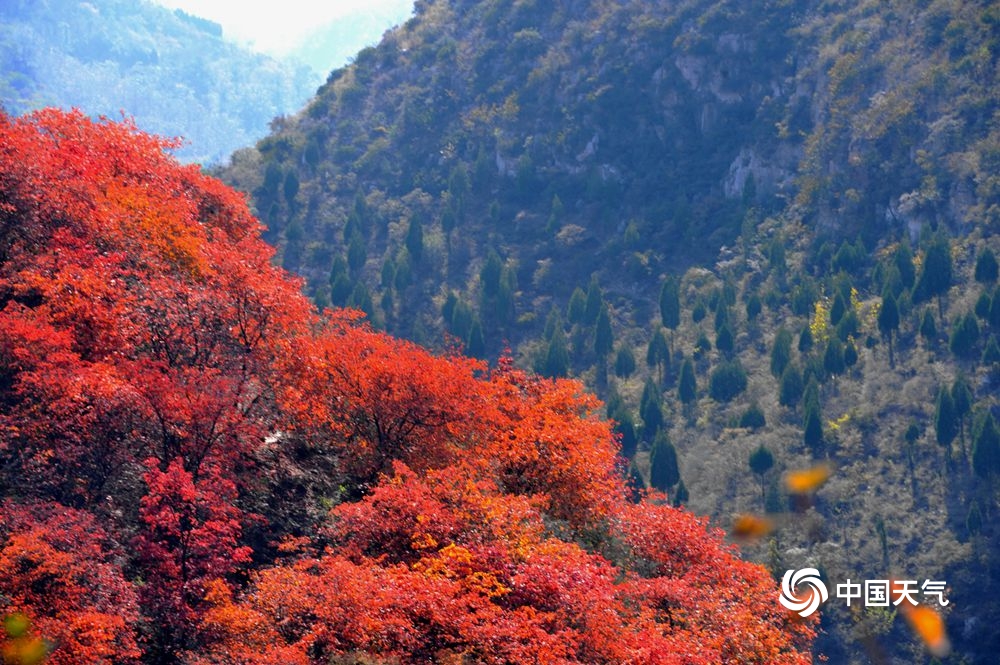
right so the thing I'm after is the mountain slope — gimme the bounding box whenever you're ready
[220,0,1000,661]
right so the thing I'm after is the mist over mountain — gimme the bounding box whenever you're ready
[0,0,321,163]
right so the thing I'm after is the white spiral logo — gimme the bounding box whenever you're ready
[779,568,828,617]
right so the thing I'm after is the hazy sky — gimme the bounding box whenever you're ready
[153,0,414,57]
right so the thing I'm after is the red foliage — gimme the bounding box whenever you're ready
[0,502,141,664]
[0,109,814,663]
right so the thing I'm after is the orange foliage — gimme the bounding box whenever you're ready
[0,109,814,663]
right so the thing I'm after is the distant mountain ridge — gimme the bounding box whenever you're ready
[0,0,321,163]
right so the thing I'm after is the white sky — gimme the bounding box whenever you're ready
[153,0,414,57]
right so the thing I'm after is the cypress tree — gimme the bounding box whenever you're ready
[567,287,587,324]
[914,233,953,317]
[779,363,804,408]
[659,276,681,332]
[975,247,999,284]
[749,444,774,505]
[823,337,846,376]
[640,379,664,438]
[593,304,614,358]
[650,430,680,491]
[709,360,748,402]
[803,399,824,454]
[950,311,980,359]
[584,274,602,323]
[920,307,937,342]
[543,327,570,378]
[771,328,793,377]
[614,345,636,378]
[934,386,958,450]
[972,412,1000,479]
[878,289,900,366]
[678,357,697,405]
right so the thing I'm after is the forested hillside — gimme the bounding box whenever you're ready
[0,109,818,663]
[218,0,1000,661]
[0,0,319,163]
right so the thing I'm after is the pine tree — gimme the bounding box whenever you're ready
[672,478,689,506]
[543,327,570,378]
[466,318,486,359]
[972,412,1000,479]
[920,307,937,343]
[803,398,824,455]
[678,357,697,405]
[614,345,636,378]
[646,328,671,386]
[659,276,681,333]
[584,274,602,323]
[640,379,664,438]
[771,328,793,377]
[593,303,614,358]
[480,249,503,298]
[975,247,999,284]
[779,363,804,408]
[952,374,973,454]
[878,288,900,367]
[567,287,587,324]
[823,337,846,376]
[950,311,980,360]
[914,233,953,317]
[405,215,424,264]
[709,360,747,402]
[748,444,774,507]
[934,386,958,451]
[650,430,680,491]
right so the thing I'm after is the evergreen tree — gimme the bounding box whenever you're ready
[823,337,846,376]
[614,345,636,378]
[991,285,1000,329]
[934,386,958,451]
[975,291,993,320]
[626,463,645,503]
[914,233,953,316]
[672,479,689,507]
[739,404,766,430]
[567,287,587,324]
[894,240,916,290]
[843,338,858,368]
[584,274,603,323]
[715,323,735,354]
[347,231,367,274]
[543,327,570,378]
[480,249,503,298]
[803,398,824,455]
[798,325,814,353]
[950,311,980,359]
[650,430,680,491]
[613,410,639,459]
[405,214,424,263]
[975,246,999,284]
[646,328,671,385]
[770,328,793,377]
[878,288,900,366]
[709,360,748,402]
[593,303,614,358]
[749,444,774,505]
[678,357,697,405]
[659,276,681,332]
[951,374,973,442]
[639,379,664,438]
[983,335,1000,365]
[466,318,486,359]
[972,411,1000,479]
[920,307,937,342]
[779,363,804,408]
